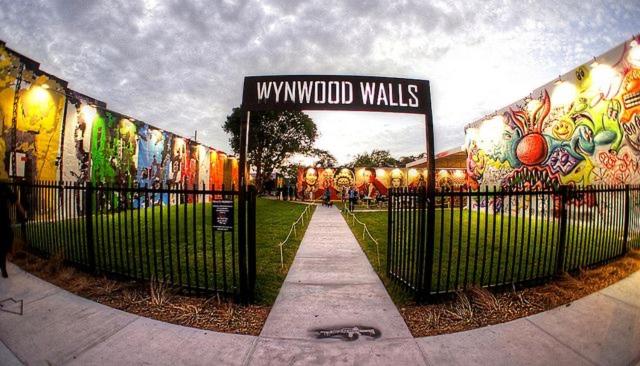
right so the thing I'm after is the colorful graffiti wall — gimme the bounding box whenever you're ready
[90,110,138,186]
[61,101,96,183]
[0,40,244,197]
[0,44,66,181]
[466,37,640,189]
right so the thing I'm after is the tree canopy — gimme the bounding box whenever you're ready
[309,148,337,167]
[348,149,399,168]
[223,107,317,190]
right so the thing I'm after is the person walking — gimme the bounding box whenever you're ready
[323,186,331,206]
[1,180,26,278]
[348,186,357,212]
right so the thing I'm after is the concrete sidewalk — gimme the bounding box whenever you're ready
[1,204,639,365]
[254,205,425,364]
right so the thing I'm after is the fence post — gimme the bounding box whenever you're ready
[84,181,96,273]
[555,185,569,275]
[386,188,393,275]
[420,185,435,302]
[247,186,257,297]
[623,184,631,254]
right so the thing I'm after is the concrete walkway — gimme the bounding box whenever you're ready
[255,205,424,364]
[1,205,639,365]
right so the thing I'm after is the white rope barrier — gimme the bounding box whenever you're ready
[278,204,312,268]
[344,208,381,269]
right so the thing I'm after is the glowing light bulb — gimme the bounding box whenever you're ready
[79,105,97,122]
[591,63,622,99]
[526,99,542,116]
[464,128,478,151]
[627,40,640,68]
[478,116,504,151]
[551,81,577,108]
[29,86,50,105]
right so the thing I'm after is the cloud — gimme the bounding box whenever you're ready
[0,0,638,157]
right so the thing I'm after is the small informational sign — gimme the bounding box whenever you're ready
[213,200,234,231]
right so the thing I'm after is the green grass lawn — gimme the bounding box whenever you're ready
[339,203,624,305]
[21,198,314,305]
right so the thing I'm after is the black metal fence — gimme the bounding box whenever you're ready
[388,185,640,300]
[7,180,256,300]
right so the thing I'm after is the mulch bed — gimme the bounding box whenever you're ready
[400,249,640,337]
[8,245,640,338]
[9,250,269,336]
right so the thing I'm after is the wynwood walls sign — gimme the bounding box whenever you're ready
[238,75,435,195]
[242,75,431,114]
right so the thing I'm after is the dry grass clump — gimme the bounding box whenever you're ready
[149,276,171,307]
[9,251,269,335]
[402,249,640,337]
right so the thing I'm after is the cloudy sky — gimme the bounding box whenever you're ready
[1,0,639,163]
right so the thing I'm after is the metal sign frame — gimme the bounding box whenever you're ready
[238,75,437,299]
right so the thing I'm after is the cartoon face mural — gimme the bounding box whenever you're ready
[407,168,428,188]
[296,167,327,199]
[321,168,335,188]
[390,168,405,188]
[466,37,640,188]
[304,167,319,186]
[334,168,355,191]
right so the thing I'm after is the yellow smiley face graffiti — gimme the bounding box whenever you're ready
[552,118,575,140]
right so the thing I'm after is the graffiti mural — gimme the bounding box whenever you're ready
[0,74,66,181]
[1,41,236,202]
[297,167,424,200]
[466,37,640,189]
[90,111,138,186]
[61,102,96,183]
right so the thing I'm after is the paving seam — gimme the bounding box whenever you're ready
[257,335,415,342]
[58,315,140,365]
[2,267,64,305]
[412,338,432,366]
[0,338,25,366]
[15,288,63,306]
[241,336,260,366]
[599,292,640,310]
[524,318,600,366]
[627,353,640,366]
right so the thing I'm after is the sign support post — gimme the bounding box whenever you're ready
[237,109,250,302]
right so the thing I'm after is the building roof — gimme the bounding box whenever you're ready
[406,146,466,169]
[463,37,632,131]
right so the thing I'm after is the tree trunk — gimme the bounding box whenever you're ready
[255,161,263,193]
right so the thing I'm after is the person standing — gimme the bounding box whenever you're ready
[348,186,357,212]
[1,180,26,278]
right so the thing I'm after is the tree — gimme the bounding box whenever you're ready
[348,149,399,168]
[398,153,427,166]
[223,107,317,192]
[309,148,337,167]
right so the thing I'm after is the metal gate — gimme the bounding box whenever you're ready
[387,187,433,301]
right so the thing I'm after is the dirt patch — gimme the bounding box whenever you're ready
[9,250,269,336]
[401,249,640,337]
